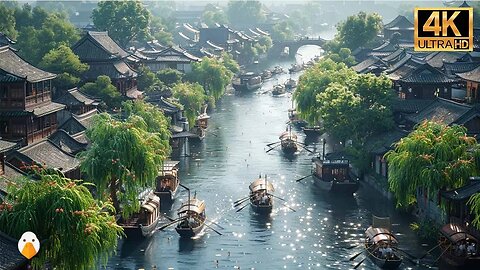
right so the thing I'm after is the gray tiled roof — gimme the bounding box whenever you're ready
[0,231,27,270]
[0,46,56,83]
[384,15,413,30]
[55,88,96,106]
[443,61,480,77]
[28,102,65,117]
[386,54,425,81]
[49,130,88,155]
[406,98,471,125]
[83,61,137,79]
[399,65,457,84]
[352,56,385,73]
[424,51,469,68]
[154,46,201,63]
[457,65,480,83]
[59,109,98,135]
[14,140,80,173]
[392,98,435,113]
[86,31,128,58]
[0,140,15,152]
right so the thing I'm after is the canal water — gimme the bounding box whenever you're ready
[106,44,442,270]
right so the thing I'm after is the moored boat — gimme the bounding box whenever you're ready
[272,84,286,96]
[155,160,180,204]
[364,216,403,269]
[261,70,272,80]
[249,175,274,214]
[232,72,262,92]
[284,78,297,91]
[271,65,284,75]
[175,197,206,238]
[302,126,322,137]
[438,223,480,267]
[119,191,161,239]
[312,149,359,194]
[288,63,303,73]
[288,108,307,127]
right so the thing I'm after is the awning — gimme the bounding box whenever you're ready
[141,203,155,213]
[365,227,398,244]
[249,178,274,193]
[441,180,480,201]
[440,223,477,243]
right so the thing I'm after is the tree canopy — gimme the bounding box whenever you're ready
[92,0,150,47]
[271,21,295,41]
[221,52,240,74]
[293,59,356,124]
[385,121,480,208]
[172,82,206,127]
[202,4,228,27]
[227,0,265,26]
[80,113,168,218]
[80,75,122,109]
[157,68,184,86]
[0,3,17,39]
[334,11,383,50]
[0,173,122,270]
[39,45,89,91]
[188,57,233,103]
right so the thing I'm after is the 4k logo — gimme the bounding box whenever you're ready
[414,7,473,51]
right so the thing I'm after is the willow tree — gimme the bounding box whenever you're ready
[122,100,172,157]
[80,113,167,218]
[172,82,206,127]
[468,194,480,230]
[293,58,356,125]
[188,57,233,103]
[385,121,480,208]
[0,173,122,270]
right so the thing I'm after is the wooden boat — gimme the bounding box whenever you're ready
[364,217,403,269]
[155,160,180,204]
[175,197,206,238]
[261,70,272,80]
[288,108,307,127]
[302,126,322,137]
[272,84,286,96]
[249,176,274,214]
[271,65,284,75]
[312,153,359,194]
[438,223,480,267]
[288,63,303,73]
[279,127,298,154]
[120,191,161,238]
[284,78,297,91]
[232,72,262,92]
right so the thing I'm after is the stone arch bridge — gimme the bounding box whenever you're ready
[268,38,326,58]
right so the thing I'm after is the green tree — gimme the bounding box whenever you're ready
[202,4,228,27]
[325,47,356,66]
[137,66,165,93]
[227,0,265,26]
[188,57,233,103]
[80,75,122,109]
[385,121,480,208]
[80,113,168,218]
[335,11,383,50]
[157,68,184,86]
[172,82,206,127]
[293,59,356,124]
[39,45,89,91]
[271,21,295,41]
[317,74,394,142]
[0,4,17,39]
[92,0,150,47]
[221,52,240,74]
[16,13,79,65]
[468,194,480,230]
[0,173,122,270]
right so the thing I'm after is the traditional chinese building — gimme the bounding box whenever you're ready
[383,15,414,41]
[138,46,201,73]
[457,65,480,104]
[54,87,99,124]
[71,31,139,98]
[0,46,64,145]
[0,139,15,178]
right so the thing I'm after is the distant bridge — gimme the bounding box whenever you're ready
[268,38,327,58]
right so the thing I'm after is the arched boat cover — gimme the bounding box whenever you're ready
[249,179,275,193]
[178,198,205,214]
[365,227,398,244]
[279,132,297,140]
[440,223,478,243]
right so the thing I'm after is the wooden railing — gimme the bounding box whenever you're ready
[25,91,51,107]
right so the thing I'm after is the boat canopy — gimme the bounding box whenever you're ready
[365,227,398,244]
[141,194,160,213]
[440,223,478,243]
[178,199,205,214]
[279,132,297,140]
[249,178,275,193]
[159,160,180,176]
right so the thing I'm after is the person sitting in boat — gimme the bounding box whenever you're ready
[456,241,467,256]
[261,192,269,205]
[379,243,388,258]
[385,245,393,258]
[187,215,196,227]
[467,242,476,256]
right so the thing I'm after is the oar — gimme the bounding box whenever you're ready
[162,214,176,222]
[236,203,249,212]
[267,193,286,202]
[298,144,314,153]
[195,217,222,235]
[350,250,364,261]
[234,195,254,207]
[432,244,451,265]
[418,243,441,259]
[346,244,359,249]
[234,196,249,204]
[282,203,296,212]
[234,199,249,207]
[353,257,366,269]
[267,141,281,147]
[206,218,225,229]
[266,144,281,153]
[158,217,186,231]
[295,174,313,182]
[393,247,418,265]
